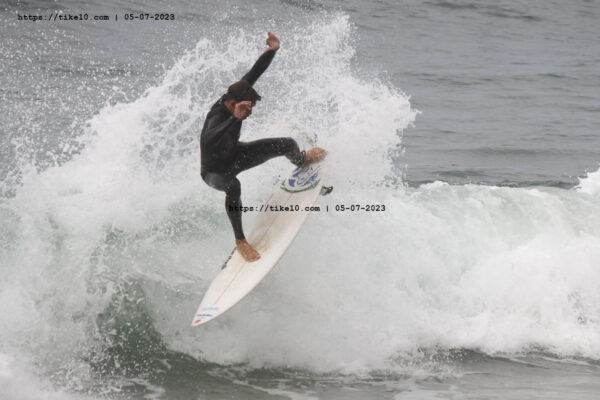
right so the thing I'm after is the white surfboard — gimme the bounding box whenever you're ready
[191,161,328,326]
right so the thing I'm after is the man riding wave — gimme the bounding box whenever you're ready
[200,32,327,262]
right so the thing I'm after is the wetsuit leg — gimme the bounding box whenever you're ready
[201,171,245,240]
[232,137,304,174]
[201,138,303,240]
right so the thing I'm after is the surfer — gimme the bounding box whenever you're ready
[200,32,327,262]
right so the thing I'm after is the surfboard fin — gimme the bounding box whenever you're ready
[320,186,333,196]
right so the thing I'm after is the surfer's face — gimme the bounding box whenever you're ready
[246,101,256,115]
[239,100,254,118]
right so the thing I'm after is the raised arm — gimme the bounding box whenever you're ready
[241,32,280,86]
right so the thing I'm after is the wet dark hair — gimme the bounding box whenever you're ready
[225,80,262,104]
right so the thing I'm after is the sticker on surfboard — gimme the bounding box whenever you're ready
[193,305,219,324]
[281,164,321,193]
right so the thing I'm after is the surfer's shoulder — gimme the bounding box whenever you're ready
[206,95,230,116]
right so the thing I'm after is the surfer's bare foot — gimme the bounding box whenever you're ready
[302,147,327,166]
[236,239,261,262]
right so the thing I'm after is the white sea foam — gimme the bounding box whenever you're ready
[576,167,600,197]
[171,182,600,373]
[0,353,94,400]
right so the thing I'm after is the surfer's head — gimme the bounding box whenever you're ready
[225,80,262,106]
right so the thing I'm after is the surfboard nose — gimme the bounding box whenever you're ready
[191,305,220,326]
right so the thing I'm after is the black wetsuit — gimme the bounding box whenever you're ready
[200,49,304,240]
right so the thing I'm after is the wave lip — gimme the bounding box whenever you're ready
[577,168,600,197]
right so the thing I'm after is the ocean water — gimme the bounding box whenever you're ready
[1,1,600,399]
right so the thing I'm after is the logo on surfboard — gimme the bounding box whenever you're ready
[193,305,219,325]
[281,164,321,193]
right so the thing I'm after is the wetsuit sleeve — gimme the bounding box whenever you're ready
[201,112,241,147]
[241,49,278,86]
